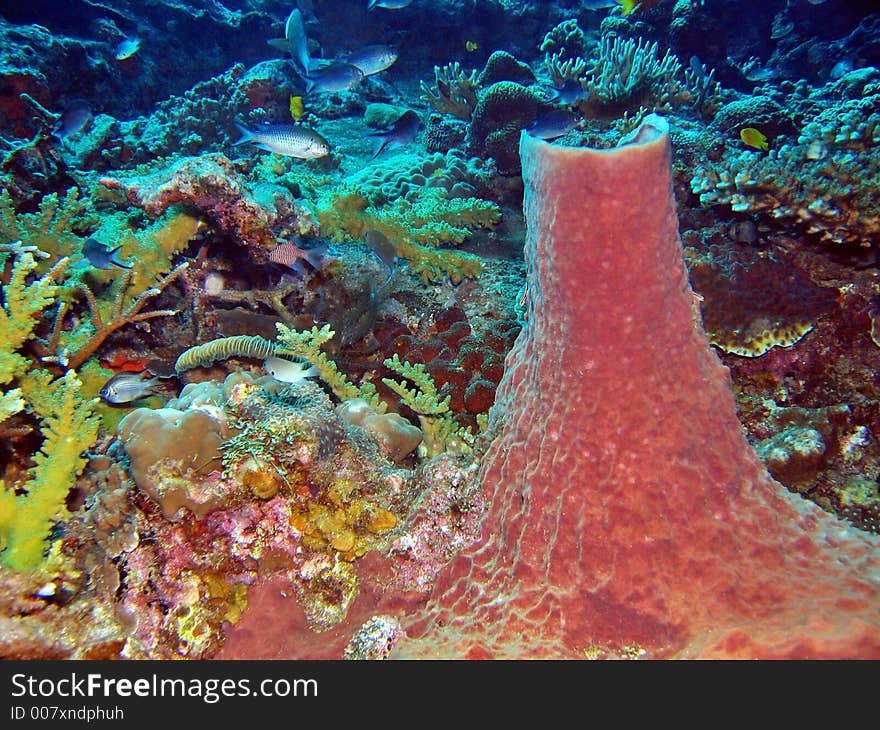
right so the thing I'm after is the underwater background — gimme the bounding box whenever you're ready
[0,0,879,659]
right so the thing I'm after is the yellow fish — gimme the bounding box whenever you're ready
[740,127,769,151]
[614,0,665,15]
[289,95,304,121]
[465,40,478,52]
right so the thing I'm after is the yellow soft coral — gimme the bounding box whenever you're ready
[0,245,100,570]
[0,369,100,571]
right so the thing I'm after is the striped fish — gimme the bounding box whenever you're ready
[268,241,328,274]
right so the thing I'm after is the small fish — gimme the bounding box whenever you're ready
[347,45,398,76]
[82,237,133,270]
[740,127,769,151]
[305,62,365,94]
[770,14,794,40]
[370,109,420,159]
[805,140,828,160]
[233,122,330,159]
[546,79,588,106]
[364,230,398,271]
[268,241,328,274]
[368,0,413,9]
[689,55,706,81]
[264,357,320,384]
[115,36,141,61]
[465,40,479,52]
[99,371,161,405]
[289,95,305,121]
[580,0,621,8]
[526,109,580,140]
[614,0,666,14]
[51,99,92,141]
[268,8,312,80]
[829,59,853,80]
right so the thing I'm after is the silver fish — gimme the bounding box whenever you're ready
[267,8,312,80]
[264,357,320,383]
[82,237,132,270]
[347,45,398,76]
[306,62,365,94]
[368,0,413,9]
[371,109,420,159]
[233,122,330,159]
[526,109,580,140]
[100,372,160,405]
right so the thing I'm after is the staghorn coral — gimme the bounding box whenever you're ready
[0,188,91,273]
[382,354,473,458]
[581,34,685,114]
[545,53,588,87]
[274,323,384,409]
[314,188,495,284]
[420,61,481,121]
[54,261,189,371]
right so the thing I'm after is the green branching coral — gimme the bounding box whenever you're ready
[0,370,100,571]
[0,249,67,398]
[275,324,384,411]
[0,189,91,275]
[0,244,100,571]
[382,353,472,457]
[314,189,495,284]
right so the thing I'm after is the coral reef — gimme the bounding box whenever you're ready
[1,0,879,663]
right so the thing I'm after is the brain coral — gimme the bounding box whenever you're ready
[467,81,553,175]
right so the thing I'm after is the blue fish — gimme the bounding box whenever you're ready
[82,237,132,270]
[267,8,313,81]
[370,110,420,159]
[526,109,580,140]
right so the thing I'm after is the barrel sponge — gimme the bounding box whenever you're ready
[117,407,229,520]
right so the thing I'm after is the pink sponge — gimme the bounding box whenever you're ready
[398,116,880,658]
